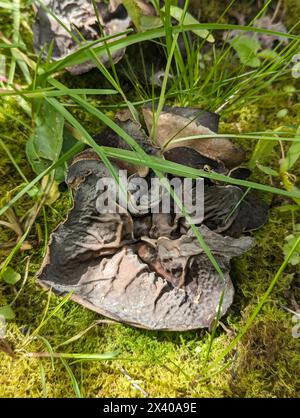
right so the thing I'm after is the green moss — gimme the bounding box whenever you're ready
[283,0,300,33]
[230,311,300,397]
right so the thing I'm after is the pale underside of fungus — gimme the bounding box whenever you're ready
[38,106,268,331]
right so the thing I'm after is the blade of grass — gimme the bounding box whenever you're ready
[41,24,300,77]
[7,0,20,84]
[204,288,226,365]
[100,146,300,199]
[44,96,128,201]
[60,358,82,398]
[0,141,83,217]
[26,351,119,361]
[0,136,29,182]
[0,88,119,97]
[31,292,73,338]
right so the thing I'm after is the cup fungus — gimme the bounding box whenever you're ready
[38,107,268,330]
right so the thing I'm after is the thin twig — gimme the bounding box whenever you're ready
[271,0,282,23]
[0,338,15,358]
[10,255,31,306]
[119,367,149,398]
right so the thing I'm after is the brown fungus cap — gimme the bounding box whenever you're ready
[142,104,245,168]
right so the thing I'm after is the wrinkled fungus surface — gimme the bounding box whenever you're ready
[33,0,131,74]
[39,107,268,330]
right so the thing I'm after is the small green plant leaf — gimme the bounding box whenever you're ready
[41,176,60,205]
[61,358,82,398]
[283,229,300,265]
[276,204,300,212]
[26,100,64,174]
[257,48,279,61]
[281,126,300,171]
[1,266,21,285]
[26,184,40,198]
[140,15,163,31]
[249,138,276,169]
[0,54,6,79]
[165,5,215,42]
[0,305,15,319]
[231,35,261,67]
[122,0,142,32]
[276,108,288,118]
[256,163,279,177]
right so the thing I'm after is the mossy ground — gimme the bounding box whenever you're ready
[0,0,299,398]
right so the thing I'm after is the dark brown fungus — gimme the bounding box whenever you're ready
[142,104,245,168]
[228,166,252,180]
[39,107,268,331]
[202,185,268,237]
[33,0,131,75]
[93,111,159,177]
[164,147,227,174]
[224,192,269,238]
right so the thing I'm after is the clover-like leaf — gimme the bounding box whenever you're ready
[26,100,64,175]
[231,35,261,68]
[1,267,21,285]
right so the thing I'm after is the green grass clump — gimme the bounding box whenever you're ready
[283,0,300,34]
